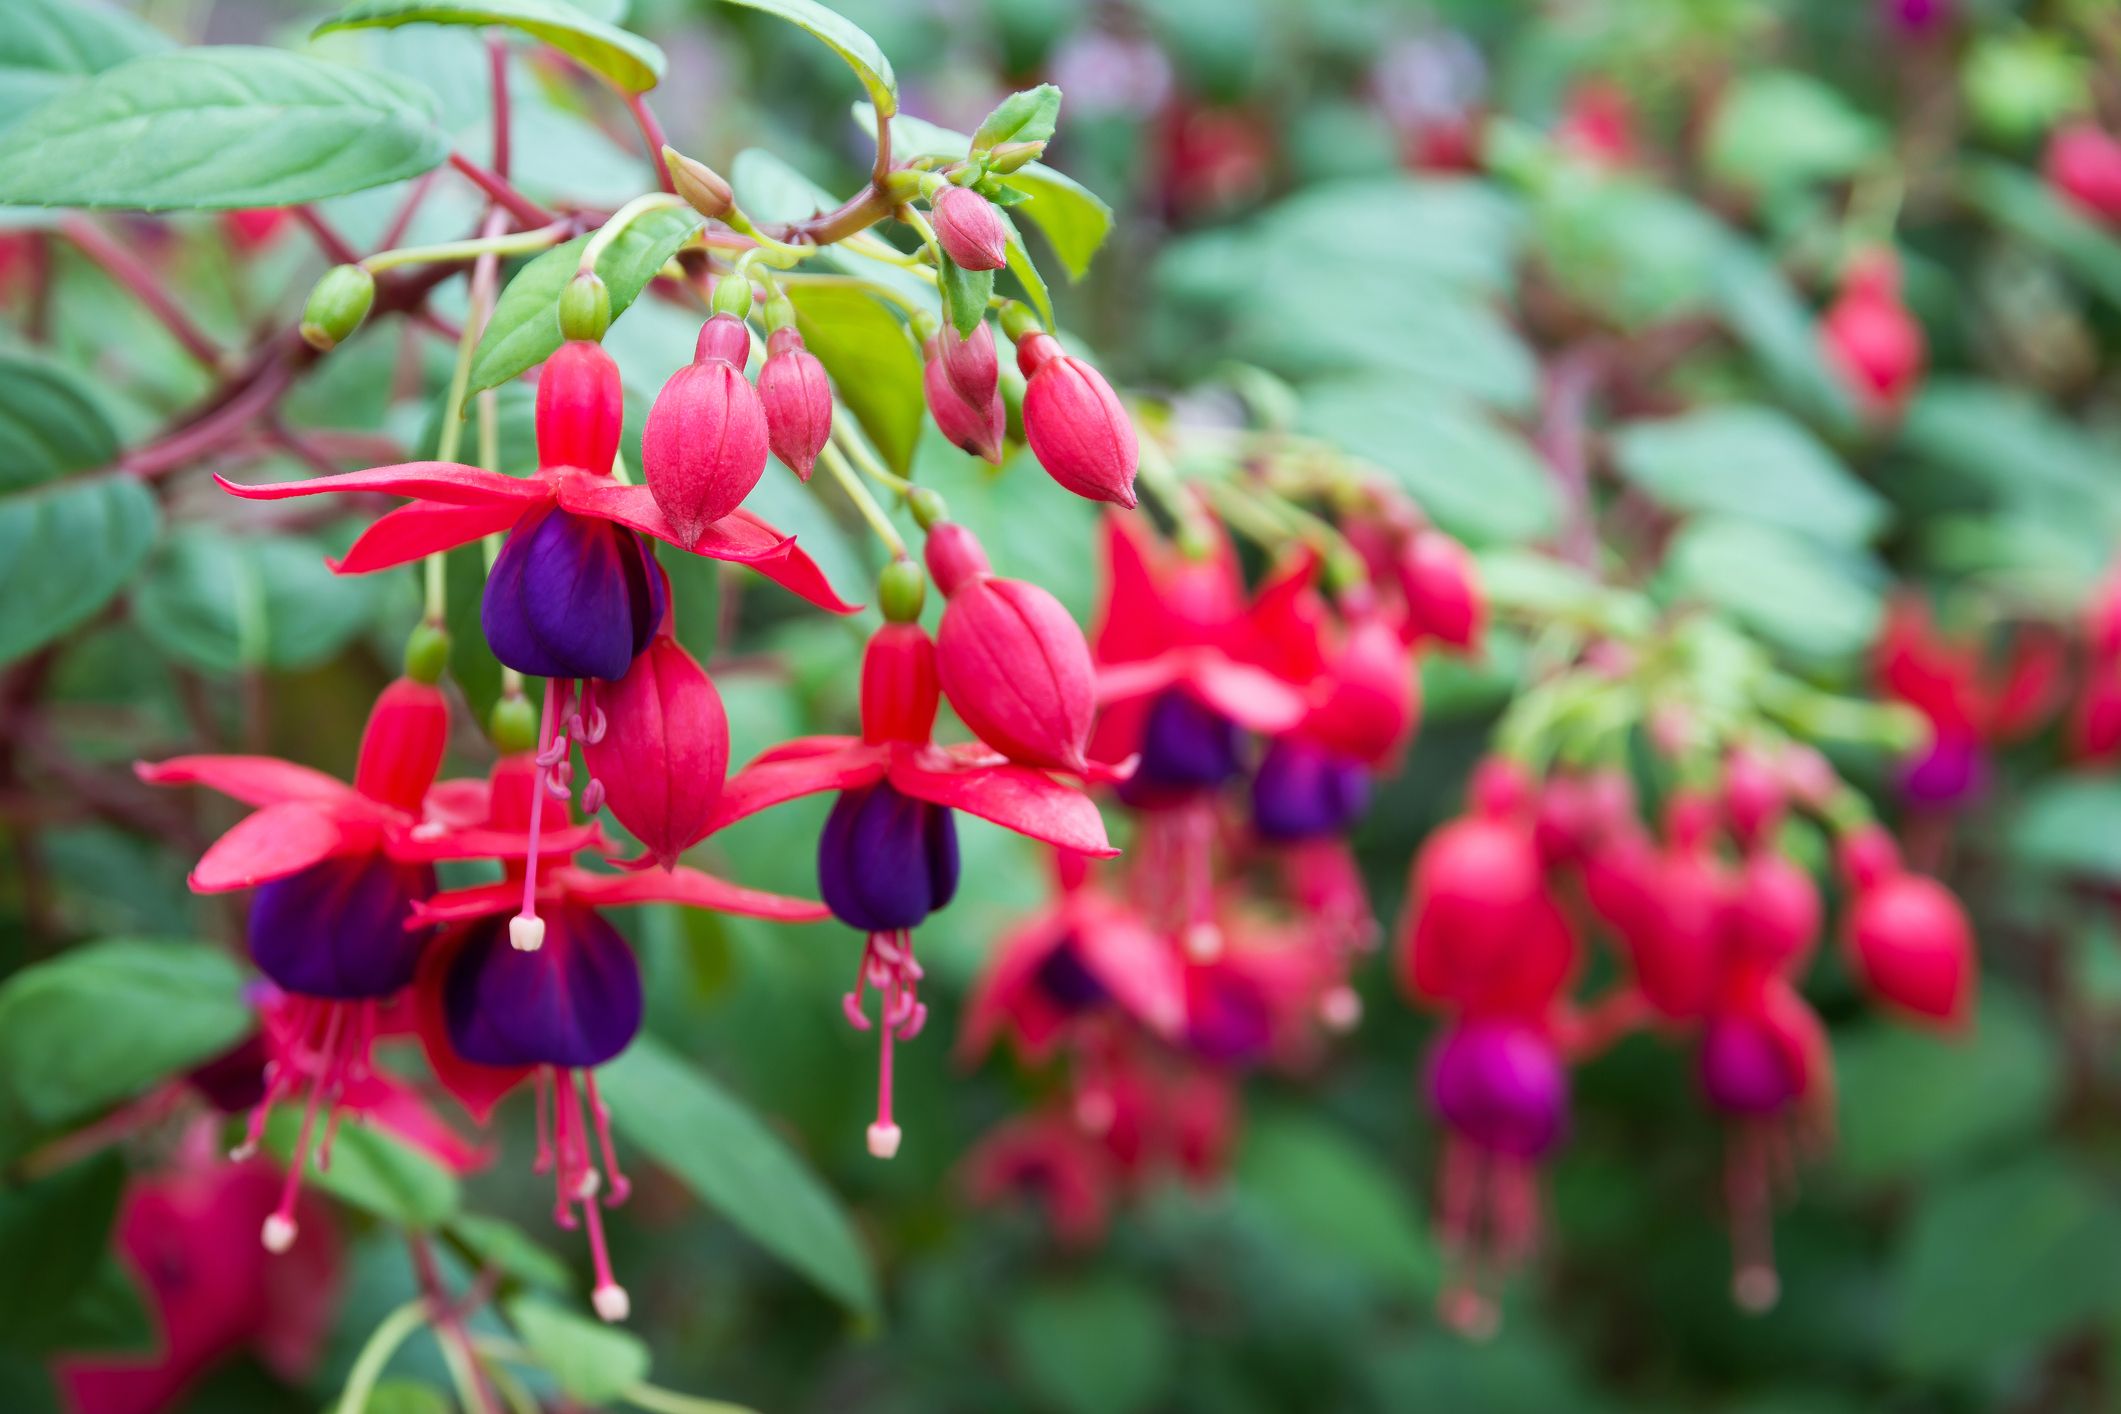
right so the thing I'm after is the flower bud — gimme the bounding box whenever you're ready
[1398,530,1484,650]
[1017,334,1138,508]
[1727,850,1820,974]
[536,340,624,475]
[924,342,1005,463]
[2045,122,2121,226]
[757,326,832,481]
[663,145,734,220]
[938,320,1000,410]
[300,264,375,352]
[1845,872,1975,1027]
[1300,617,1418,767]
[931,185,1009,271]
[933,536,1097,773]
[490,690,540,754]
[582,634,731,868]
[403,621,451,685]
[861,622,940,744]
[1820,251,1925,414]
[922,521,991,595]
[643,316,770,546]
[354,677,448,813]
[558,271,611,343]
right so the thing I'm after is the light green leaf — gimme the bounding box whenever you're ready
[135,525,384,675]
[468,206,700,393]
[716,0,896,117]
[994,205,1053,328]
[0,352,119,492]
[1710,241,1858,431]
[2013,776,2121,881]
[1002,1277,1174,1414]
[1899,379,2121,523]
[0,0,169,133]
[1705,71,1884,196]
[1664,516,1882,661]
[1236,278,1535,413]
[1611,406,1886,545]
[598,1036,879,1321]
[937,254,991,338]
[315,0,664,93]
[1237,1111,1435,1297]
[266,1112,460,1230]
[445,1213,573,1293]
[781,280,923,475]
[506,1296,651,1403]
[0,47,446,210]
[973,83,1060,153]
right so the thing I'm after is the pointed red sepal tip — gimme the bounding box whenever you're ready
[1016,335,1138,508]
[537,340,625,475]
[758,326,833,481]
[581,635,730,869]
[643,316,769,546]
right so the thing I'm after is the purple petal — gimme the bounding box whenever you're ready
[817,782,960,933]
[481,507,659,681]
[248,853,434,999]
[1427,1019,1568,1159]
[443,905,643,1068]
[1251,738,1371,841]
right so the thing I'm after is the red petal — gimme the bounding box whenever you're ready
[214,462,551,508]
[556,865,831,922]
[331,499,530,574]
[889,747,1118,857]
[712,741,883,829]
[1094,656,1183,706]
[554,473,784,565]
[411,881,521,927]
[723,511,861,614]
[387,821,605,864]
[1188,655,1313,734]
[136,754,352,808]
[190,803,363,892]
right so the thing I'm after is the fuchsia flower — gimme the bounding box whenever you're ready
[936,320,1000,410]
[757,325,833,481]
[1819,249,1925,417]
[643,314,772,544]
[931,185,1009,271]
[214,337,853,684]
[711,617,1117,1157]
[1017,333,1139,508]
[1875,597,2065,808]
[1837,824,1976,1027]
[962,1109,1117,1247]
[2046,122,2121,227]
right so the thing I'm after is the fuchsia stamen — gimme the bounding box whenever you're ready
[845,929,927,1158]
[1434,1134,1541,1340]
[237,999,380,1253]
[513,685,562,952]
[537,1067,632,1321]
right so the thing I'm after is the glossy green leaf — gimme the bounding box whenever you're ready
[782,280,924,475]
[0,47,446,210]
[134,525,384,675]
[1002,1277,1174,1414]
[0,939,248,1140]
[1611,406,1886,545]
[1237,1111,1436,1298]
[717,0,896,117]
[598,1037,879,1321]
[0,0,169,133]
[13,1255,152,1357]
[994,206,1053,328]
[0,352,119,492]
[265,1112,460,1230]
[1663,516,1882,660]
[0,477,160,669]
[315,0,665,92]
[973,84,1060,153]
[506,1296,651,1402]
[468,208,700,393]
[0,1154,125,1346]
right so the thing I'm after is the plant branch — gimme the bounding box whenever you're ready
[449,151,553,228]
[58,216,227,371]
[626,92,674,192]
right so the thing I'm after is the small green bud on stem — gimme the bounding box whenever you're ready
[878,558,927,623]
[403,621,452,684]
[907,487,950,530]
[300,264,376,352]
[489,689,541,754]
[559,271,612,343]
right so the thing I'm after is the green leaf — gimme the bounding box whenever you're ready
[134,525,383,675]
[1535,178,1727,328]
[0,939,249,1141]
[362,1381,453,1414]
[1662,516,1882,661]
[1002,1277,1174,1414]
[781,281,924,476]
[1295,380,1556,544]
[0,475,159,666]
[0,352,119,492]
[972,83,1060,152]
[1235,278,1536,413]
[265,1112,460,1230]
[1835,986,2061,1187]
[505,1296,651,1403]
[13,1256,153,1357]
[0,0,169,133]
[2012,776,2121,881]
[598,1036,879,1321]
[1963,33,2089,143]
[1705,71,1883,197]
[468,208,700,393]
[446,1213,573,1293]
[1962,160,2121,314]
[1236,1110,1435,1298]
[1709,241,1858,432]
[1611,406,1886,545]
[715,0,896,117]
[858,105,1112,279]
[1890,1158,2121,1376]
[0,47,446,210]
[994,206,1053,329]
[1899,378,2121,522]
[937,254,991,338]
[0,1154,125,1350]
[315,0,664,92]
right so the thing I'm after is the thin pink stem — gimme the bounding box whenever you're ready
[514,683,558,944]
[292,206,363,267]
[624,92,672,192]
[449,151,554,228]
[59,215,226,370]
[488,37,513,179]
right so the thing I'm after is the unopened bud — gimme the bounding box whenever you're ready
[300,264,375,351]
[663,146,733,219]
[985,140,1046,174]
[558,271,612,343]
[710,273,754,322]
[931,186,1008,272]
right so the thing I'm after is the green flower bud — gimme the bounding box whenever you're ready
[907,487,950,530]
[559,271,612,343]
[403,621,451,685]
[489,690,541,755]
[710,273,755,322]
[300,264,376,352]
[878,558,927,624]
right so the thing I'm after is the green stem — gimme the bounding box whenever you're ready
[363,222,569,273]
[335,1299,430,1414]
[623,1383,760,1414]
[833,426,913,497]
[580,192,693,274]
[820,441,907,558]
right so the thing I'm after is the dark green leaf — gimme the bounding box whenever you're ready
[1002,1277,1174,1414]
[315,0,664,93]
[0,47,446,210]
[0,0,169,133]
[0,352,119,492]
[0,1154,125,1348]
[716,0,896,116]
[265,1112,459,1230]
[972,84,1060,153]
[1236,1110,1435,1298]
[468,208,700,393]
[937,254,991,338]
[13,1256,153,1357]
[1611,406,1886,545]
[506,1296,652,1402]
[598,1036,880,1321]
[0,475,158,666]
[134,525,384,674]
[782,280,924,475]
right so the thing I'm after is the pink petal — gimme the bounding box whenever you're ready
[190,803,363,892]
[136,755,352,809]
[1078,900,1186,1038]
[557,865,831,922]
[889,748,1118,857]
[712,742,884,830]
[1187,655,1313,734]
[555,474,782,564]
[387,821,605,864]
[330,499,530,574]
[410,881,521,927]
[214,462,551,508]
[1094,656,1183,706]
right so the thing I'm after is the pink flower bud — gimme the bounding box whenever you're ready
[1820,252,1924,414]
[861,623,941,745]
[938,321,1000,410]
[758,326,833,481]
[1727,850,1820,975]
[932,526,1097,774]
[2045,122,2121,226]
[1845,872,1975,1027]
[354,677,448,813]
[924,343,1004,463]
[1017,334,1138,508]
[1300,617,1418,767]
[1398,529,1484,649]
[536,340,624,474]
[643,315,770,546]
[582,634,730,868]
[932,186,1008,271]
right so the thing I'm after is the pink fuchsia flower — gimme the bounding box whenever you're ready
[1836,826,1976,1027]
[1016,333,1139,509]
[711,620,1119,1158]
[580,626,730,870]
[923,334,1005,463]
[757,325,833,481]
[643,315,771,546]
[1245,549,1419,769]
[1819,250,1926,417]
[931,185,1009,271]
[962,1109,1117,1248]
[2046,122,2121,227]
[214,339,854,682]
[1554,81,1638,167]
[1875,597,2065,808]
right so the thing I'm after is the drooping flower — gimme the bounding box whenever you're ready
[1820,249,1925,417]
[1875,597,2064,808]
[757,325,833,481]
[2046,122,2121,227]
[643,314,772,545]
[579,626,730,869]
[923,333,1005,462]
[1837,826,1976,1026]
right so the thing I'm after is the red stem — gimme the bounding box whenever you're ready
[624,91,673,192]
[488,37,513,179]
[449,151,553,228]
[291,206,363,267]
[379,170,439,252]
[408,1236,501,1414]
[58,215,226,370]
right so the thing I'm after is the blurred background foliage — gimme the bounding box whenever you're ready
[8,0,2121,1410]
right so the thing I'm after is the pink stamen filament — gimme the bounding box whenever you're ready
[847,930,923,1158]
[1728,1121,1781,1313]
[543,1067,631,1321]
[583,1073,631,1205]
[258,1001,355,1253]
[514,682,564,951]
